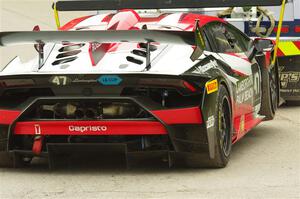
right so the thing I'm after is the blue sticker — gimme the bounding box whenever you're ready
[98,75,122,86]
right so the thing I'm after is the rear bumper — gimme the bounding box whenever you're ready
[0,96,210,166]
[14,120,167,136]
[6,143,209,169]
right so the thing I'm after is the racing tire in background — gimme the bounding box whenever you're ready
[185,85,232,168]
[259,63,279,121]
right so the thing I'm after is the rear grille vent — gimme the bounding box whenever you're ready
[132,49,147,58]
[139,43,157,51]
[56,50,81,59]
[126,56,143,65]
[59,44,85,52]
[126,43,158,65]
[52,57,78,66]
[53,43,85,66]
[18,99,153,121]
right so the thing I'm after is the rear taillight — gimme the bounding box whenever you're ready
[0,79,35,88]
[182,81,197,92]
[138,78,198,93]
[295,26,300,33]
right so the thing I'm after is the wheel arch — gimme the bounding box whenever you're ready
[201,75,233,160]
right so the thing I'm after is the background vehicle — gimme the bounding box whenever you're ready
[0,0,284,168]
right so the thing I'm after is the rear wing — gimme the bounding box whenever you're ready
[0,30,194,47]
[0,29,203,69]
[54,0,284,11]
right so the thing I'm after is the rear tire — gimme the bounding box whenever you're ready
[185,85,232,168]
[259,64,279,120]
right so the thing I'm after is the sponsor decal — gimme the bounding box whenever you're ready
[50,76,71,86]
[72,78,97,83]
[193,60,218,74]
[206,115,215,129]
[34,124,41,135]
[237,76,253,94]
[280,71,300,89]
[69,125,108,133]
[236,73,260,104]
[98,75,122,86]
[205,79,218,94]
[239,115,245,133]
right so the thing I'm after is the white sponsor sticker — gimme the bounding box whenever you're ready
[69,126,108,133]
[206,116,215,129]
[193,60,218,74]
[34,124,41,135]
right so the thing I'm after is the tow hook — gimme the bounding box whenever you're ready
[32,136,44,155]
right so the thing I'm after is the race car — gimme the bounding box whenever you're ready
[0,0,283,168]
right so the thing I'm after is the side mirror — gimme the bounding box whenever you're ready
[247,39,273,61]
[254,39,273,52]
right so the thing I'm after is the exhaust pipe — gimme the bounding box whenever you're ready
[85,108,98,119]
[74,108,85,119]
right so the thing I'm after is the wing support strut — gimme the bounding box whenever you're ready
[190,20,206,61]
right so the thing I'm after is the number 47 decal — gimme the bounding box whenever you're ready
[51,76,69,86]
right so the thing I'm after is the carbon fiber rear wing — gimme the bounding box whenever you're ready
[0,30,195,47]
[54,0,284,11]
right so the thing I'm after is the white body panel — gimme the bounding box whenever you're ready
[0,12,253,78]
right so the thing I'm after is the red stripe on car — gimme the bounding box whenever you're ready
[151,107,202,125]
[14,121,167,136]
[0,110,22,125]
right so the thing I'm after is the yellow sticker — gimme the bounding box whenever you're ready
[206,79,218,94]
[239,115,245,134]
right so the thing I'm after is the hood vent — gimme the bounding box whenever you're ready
[126,43,158,65]
[59,44,85,52]
[52,43,85,66]
[126,56,143,65]
[52,57,78,66]
[139,43,157,52]
[132,49,147,58]
[56,50,81,59]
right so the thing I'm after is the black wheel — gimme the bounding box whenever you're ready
[259,64,279,120]
[210,85,232,168]
[270,65,279,114]
[184,85,232,168]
